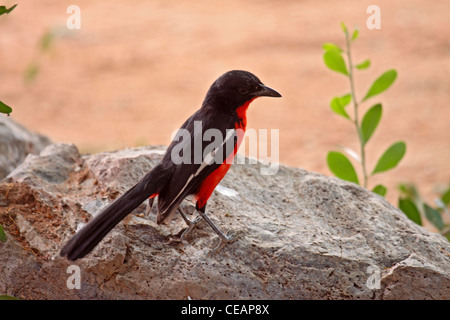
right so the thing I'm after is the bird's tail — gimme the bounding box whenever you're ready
[60,164,171,261]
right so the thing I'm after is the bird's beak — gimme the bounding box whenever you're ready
[256,84,282,98]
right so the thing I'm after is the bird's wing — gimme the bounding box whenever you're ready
[156,108,239,223]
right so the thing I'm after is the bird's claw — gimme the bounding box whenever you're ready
[209,230,240,255]
[180,215,202,241]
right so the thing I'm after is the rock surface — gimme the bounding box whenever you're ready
[0,143,449,300]
[0,117,51,180]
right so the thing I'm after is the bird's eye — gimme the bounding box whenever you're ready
[238,88,249,95]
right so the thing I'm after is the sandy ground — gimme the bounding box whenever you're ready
[1,1,449,218]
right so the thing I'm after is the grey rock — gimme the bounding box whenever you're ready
[0,117,52,180]
[0,143,449,299]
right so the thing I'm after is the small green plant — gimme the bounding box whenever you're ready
[323,23,406,196]
[0,4,18,300]
[398,183,450,241]
[0,5,16,240]
[24,29,59,83]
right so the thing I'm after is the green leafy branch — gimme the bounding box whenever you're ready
[0,5,16,237]
[323,23,406,196]
[398,183,450,241]
[25,28,60,83]
[0,5,18,301]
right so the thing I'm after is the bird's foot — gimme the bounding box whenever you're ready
[144,197,155,218]
[209,229,240,255]
[180,215,202,241]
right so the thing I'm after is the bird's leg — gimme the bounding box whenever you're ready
[177,206,202,241]
[196,205,238,254]
[145,197,155,218]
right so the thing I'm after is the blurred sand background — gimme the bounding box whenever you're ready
[1,0,449,214]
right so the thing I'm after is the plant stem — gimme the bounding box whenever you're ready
[344,30,368,188]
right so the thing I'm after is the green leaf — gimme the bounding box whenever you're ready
[424,204,445,230]
[327,151,359,185]
[398,198,422,226]
[372,141,406,175]
[0,225,6,242]
[372,184,387,197]
[40,30,55,52]
[363,69,398,101]
[24,63,40,84]
[361,103,382,145]
[323,50,348,76]
[0,4,17,16]
[356,59,371,70]
[330,94,351,119]
[398,183,420,201]
[340,22,348,34]
[441,187,450,206]
[322,43,343,53]
[351,28,359,41]
[0,101,12,115]
[0,295,19,300]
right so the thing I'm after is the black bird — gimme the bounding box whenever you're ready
[60,70,281,261]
